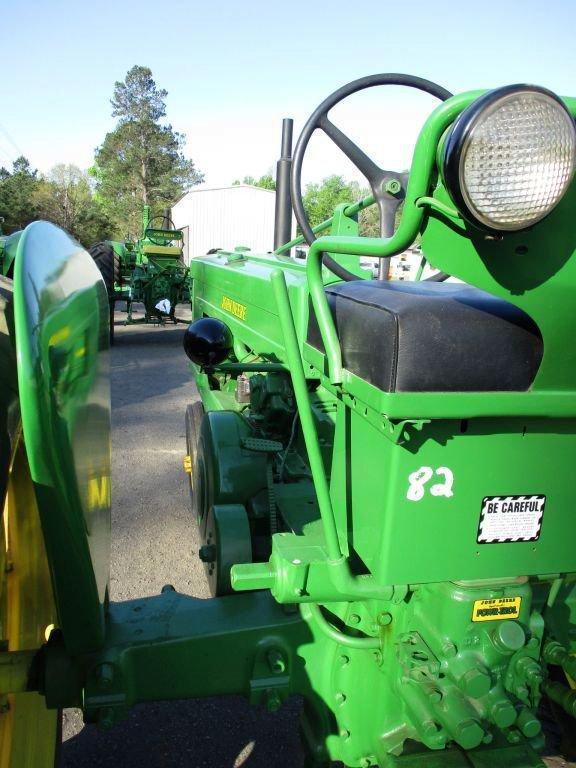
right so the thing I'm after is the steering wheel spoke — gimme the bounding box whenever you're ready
[318,114,384,189]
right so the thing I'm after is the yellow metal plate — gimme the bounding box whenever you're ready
[0,432,59,767]
[472,597,522,622]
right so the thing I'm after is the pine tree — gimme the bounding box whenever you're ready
[0,156,40,232]
[94,66,203,236]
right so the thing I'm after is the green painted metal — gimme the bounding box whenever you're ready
[179,83,576,765]
[13,221,111,654]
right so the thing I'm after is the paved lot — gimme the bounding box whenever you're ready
[60,306,574,768]
[62,306,303,768]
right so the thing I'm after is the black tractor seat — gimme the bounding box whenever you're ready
[307,280,543,392]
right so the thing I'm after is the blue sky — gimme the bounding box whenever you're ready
[2,0,575,185]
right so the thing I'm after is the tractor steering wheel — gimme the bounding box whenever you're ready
[146,215,177,246]
[290,73,452,281]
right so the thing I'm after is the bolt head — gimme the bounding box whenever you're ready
[491,700,517,729]
[454,719,484,750]
[95,663,115,689]
[267,650,286,675]
[460,668,491,699]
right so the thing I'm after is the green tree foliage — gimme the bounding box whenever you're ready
[300,177,401,238]
[358,193,380,237]
[0,156,39,232]
[232,174,276,190]
[33,164,112,247]
[94,65,204,237]
[302,175,361,229]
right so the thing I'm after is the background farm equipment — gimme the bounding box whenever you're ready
[0,219,19,277]
[1,74,576,768]
[90,205,189,341]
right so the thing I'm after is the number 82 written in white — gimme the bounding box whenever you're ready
[406,466,454,502]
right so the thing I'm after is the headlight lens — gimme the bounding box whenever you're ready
[443,85,576,231]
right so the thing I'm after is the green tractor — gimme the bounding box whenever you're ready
[1,73,576,768]
[90,204,189,341]
[183,75,576,766]
[0,220,19,278]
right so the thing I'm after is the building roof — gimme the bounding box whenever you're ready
[175,183,275,203]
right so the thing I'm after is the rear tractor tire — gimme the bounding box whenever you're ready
[89,242,120,345]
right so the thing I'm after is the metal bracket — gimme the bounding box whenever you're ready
[249,643,291,712]
[381,416,431,445]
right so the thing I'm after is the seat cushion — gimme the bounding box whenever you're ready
[307,280,543,392]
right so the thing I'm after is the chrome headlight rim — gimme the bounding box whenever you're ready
[443,83,576,233]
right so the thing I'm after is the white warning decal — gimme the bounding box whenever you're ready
[477,495,545,543]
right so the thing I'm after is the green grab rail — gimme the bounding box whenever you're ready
[273,195,376,257]
[271,269,342,562]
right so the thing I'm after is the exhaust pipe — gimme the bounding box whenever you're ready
[162,207,173,230]
[273,118,293,250]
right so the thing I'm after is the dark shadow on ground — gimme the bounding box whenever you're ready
[62,697,305,768]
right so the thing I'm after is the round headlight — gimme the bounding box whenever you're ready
[443,85,576,231]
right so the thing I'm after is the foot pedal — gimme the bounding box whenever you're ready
[241,437,283,453]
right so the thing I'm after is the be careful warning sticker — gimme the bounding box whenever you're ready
[477,495,545,543]
[472,597,522,622]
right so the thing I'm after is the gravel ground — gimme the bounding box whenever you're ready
[60,305,574,768]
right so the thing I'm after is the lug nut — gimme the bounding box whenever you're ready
[198,544,216,563]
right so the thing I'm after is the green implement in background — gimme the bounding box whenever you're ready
[90,204,189,342]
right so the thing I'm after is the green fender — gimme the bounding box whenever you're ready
[13,221,111,654]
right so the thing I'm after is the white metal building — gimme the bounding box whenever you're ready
[172,184,276,264]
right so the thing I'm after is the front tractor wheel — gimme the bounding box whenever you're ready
[89,242,120,345]
[185,401,205,525]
